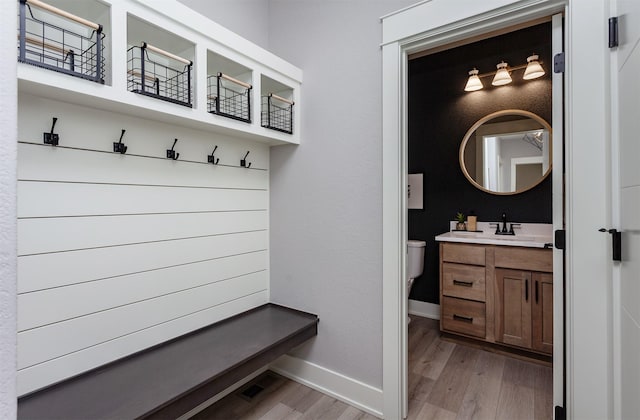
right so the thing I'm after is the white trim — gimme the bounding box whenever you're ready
[609,0,622,417]
[382,39,405,420]
[379,0,432,21]
[380,0,564,47]
[270,355,383,418]
[550,11,566,415]
[175,366,269,420]
[408,300,440,320]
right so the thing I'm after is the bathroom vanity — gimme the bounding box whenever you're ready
[436,225,553,356]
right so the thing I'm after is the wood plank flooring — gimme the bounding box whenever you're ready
[191,315,553,419]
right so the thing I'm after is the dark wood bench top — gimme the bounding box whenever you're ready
[18,303,319,419]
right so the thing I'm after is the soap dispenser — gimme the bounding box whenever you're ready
[467,211,478,231]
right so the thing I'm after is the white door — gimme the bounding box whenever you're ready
[612,1,640,418]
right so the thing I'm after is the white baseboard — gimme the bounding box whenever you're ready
[408,299,440,320]
[270,355,383,418]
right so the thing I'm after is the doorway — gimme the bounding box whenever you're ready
[404,17,563,419]
[383,2,617,418]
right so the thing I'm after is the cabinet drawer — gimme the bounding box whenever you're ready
[441,243,485,266]
[494,247,552,272]
[441,296,486,338]
[442,263,485,301]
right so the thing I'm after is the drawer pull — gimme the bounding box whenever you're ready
[453,279,473,287]
[453,314,474,323]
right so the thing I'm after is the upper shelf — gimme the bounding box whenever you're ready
[17,0,302,146]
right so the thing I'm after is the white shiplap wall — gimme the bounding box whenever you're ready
[17,93,270,395]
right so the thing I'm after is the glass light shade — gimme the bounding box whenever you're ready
[492,62,512,86]
[464,68,483,92]
[523,54,545,80]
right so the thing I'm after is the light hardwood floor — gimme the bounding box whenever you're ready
[192,315,553,419]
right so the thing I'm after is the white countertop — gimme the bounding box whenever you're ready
[435,222,554,249]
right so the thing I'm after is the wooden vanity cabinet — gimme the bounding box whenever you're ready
[440,242,553,356]
[439,243,492,340]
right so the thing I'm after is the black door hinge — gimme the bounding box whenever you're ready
[554,230,566,250]
[555,405,566,420]
[554,52,565,73]
[609,17,619,48]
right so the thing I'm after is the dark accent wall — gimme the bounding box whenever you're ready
[408,22,552,304]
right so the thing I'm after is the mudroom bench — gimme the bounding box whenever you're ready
[18,303,319,419]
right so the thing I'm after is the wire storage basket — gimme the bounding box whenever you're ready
[17,0,105,83]
[127,43,193,107]
[208,73,252,123]
[261,94,294,134]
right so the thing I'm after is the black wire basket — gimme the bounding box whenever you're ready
[127,43,193,108]
[17,0,105,84]
[261,94,294,134]
[208,73,252,123]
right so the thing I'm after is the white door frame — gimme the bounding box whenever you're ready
[609,0,621,416]
[382,1,613,418]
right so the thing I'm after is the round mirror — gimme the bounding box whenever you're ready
[459,110,552,195]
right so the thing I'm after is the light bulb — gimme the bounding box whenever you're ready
[492,62,512,86]
[464,68,483,92]
[523,54,545,80]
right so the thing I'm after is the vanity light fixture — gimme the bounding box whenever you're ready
[464,68,483,92]
[492,62,512,86]
[523,54,545,80]
[464,53,545,91]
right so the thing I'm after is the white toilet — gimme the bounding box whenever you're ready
[407,240,426,323]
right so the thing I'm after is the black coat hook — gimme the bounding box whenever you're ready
[113,129,128,154]
[167,138,180,160]
[240,151,251,168]
[207,145,219,164]
[43,117,59,146]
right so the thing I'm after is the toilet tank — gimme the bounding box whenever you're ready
[407,240,426,279]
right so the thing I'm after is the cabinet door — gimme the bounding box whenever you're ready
[532,272,553,354]
[496,268,532,349]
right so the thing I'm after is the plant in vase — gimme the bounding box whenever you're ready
[455,212,466,230]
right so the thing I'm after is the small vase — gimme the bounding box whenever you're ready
[456,222,466,230]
